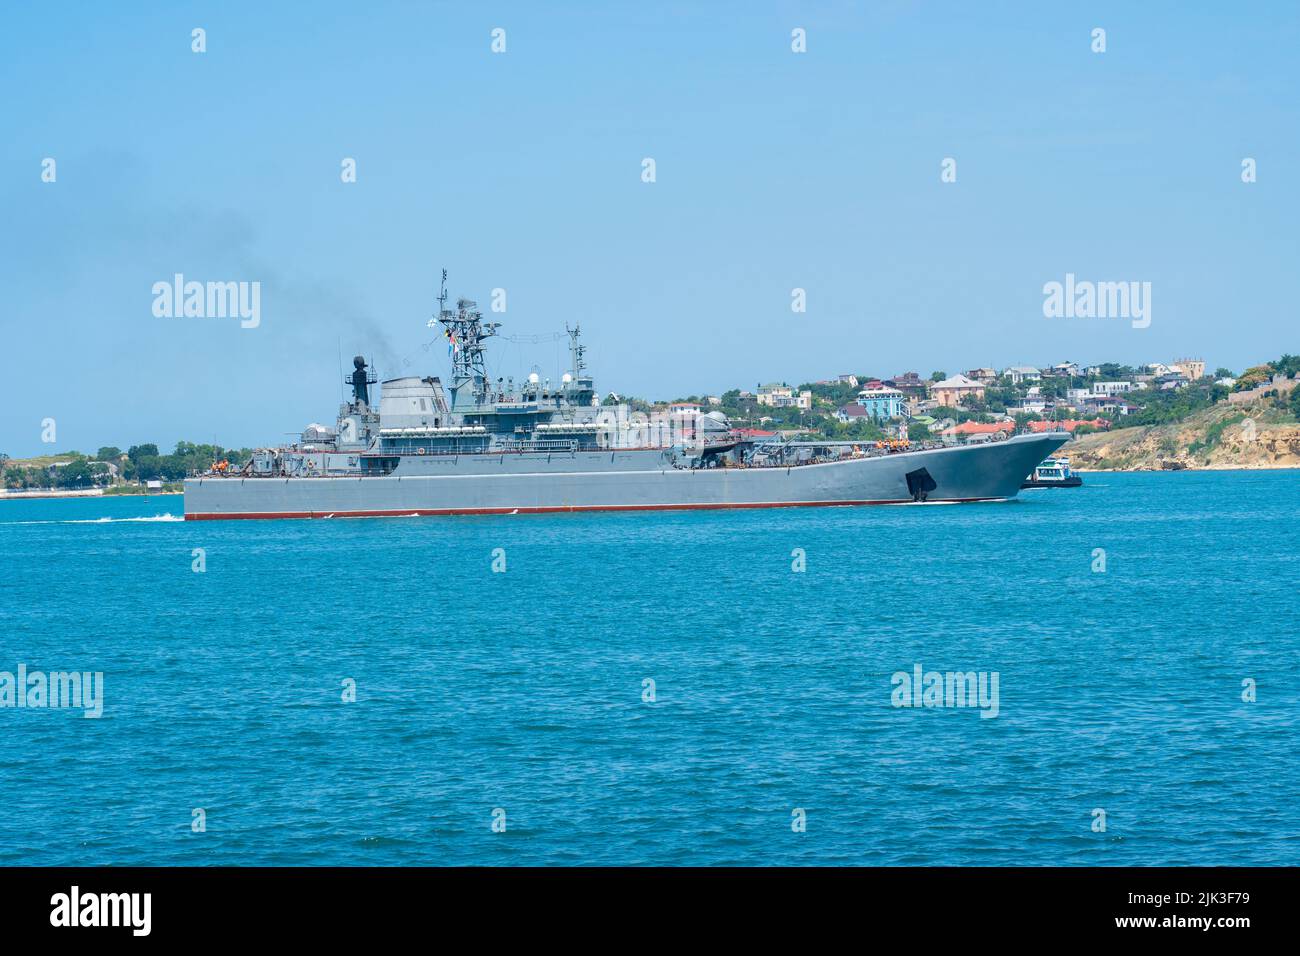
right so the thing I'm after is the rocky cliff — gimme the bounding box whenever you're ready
[1064,402,1300,471]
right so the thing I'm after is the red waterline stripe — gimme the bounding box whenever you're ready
[184,498,1004,520]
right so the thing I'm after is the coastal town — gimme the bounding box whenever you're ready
[635,355,1300,448]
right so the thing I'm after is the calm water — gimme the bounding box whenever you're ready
[1,472,1297,866]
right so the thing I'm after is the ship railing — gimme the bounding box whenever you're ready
[373,439,611,455]
[495,439,584,452]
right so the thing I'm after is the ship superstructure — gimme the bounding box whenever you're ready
[185,275,1070,519]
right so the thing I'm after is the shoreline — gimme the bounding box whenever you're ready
[0,489,184,501]
[1073,464,1300,474]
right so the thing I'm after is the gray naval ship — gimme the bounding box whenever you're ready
[184,279,1070,520]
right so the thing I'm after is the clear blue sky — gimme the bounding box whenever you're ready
[2,2,1297,455]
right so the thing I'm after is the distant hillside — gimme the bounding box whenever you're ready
[1066,401,1300,471]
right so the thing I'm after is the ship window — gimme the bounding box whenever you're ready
[420,399,429,411]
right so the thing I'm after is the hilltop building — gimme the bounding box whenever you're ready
[756,383,812,410]
[1091,381,1137,396]
[854,385,905,420]
[929,374,986,407]
[834,404,872,424]
[886,372,927,396]
[1005,365,1042,384]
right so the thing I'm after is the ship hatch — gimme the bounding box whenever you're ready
[905,467,937,502]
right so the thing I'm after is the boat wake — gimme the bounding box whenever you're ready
[6,513,184,525]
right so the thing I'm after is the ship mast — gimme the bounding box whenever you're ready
[566,324,586,384]
[436,270,499,409]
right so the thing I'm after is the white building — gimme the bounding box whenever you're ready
[1087,396,1134,415]
[1005,365,1042,384]
[757,384,812,410]
[1011,397,1049,414]
[1091,381,1136,396]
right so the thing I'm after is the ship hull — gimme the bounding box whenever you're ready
[184,433,1070,520]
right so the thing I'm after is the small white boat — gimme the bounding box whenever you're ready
[1021,456,1082,489]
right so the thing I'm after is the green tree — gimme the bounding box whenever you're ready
[17,466,52,489]
[801,381,859,407]
[1273,354,1300,377]
[159,457,188,481]
[53,460,97,489]
[1116,383,1222,428]
[95,446,123,461]
[1233,366,1271,391]
[132,455,163,481]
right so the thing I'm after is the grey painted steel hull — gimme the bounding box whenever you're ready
[184,433,1070,519]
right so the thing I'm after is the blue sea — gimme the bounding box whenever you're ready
[1,471,1297,866]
